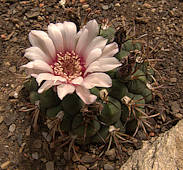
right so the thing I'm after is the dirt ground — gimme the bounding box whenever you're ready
[0,0,183,169]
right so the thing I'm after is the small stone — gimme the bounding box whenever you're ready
[25,126,31,136]
[170,78,177,83]
[42,132,52,142]
[81,155,95,163]
[174,113,183,119]
[46,161,54,170]
[9,66,16,73]
[151,8,156,12]
[9,124,16,132]
[104,164,114,170]
[39,3,44,8]
[32,139,42,149]
[0,116,4,124]
[82,4,89,9]
[9,91,18,99]
[59,0,66,7]
[105,148,116,161]
[32,152,39,159]
[157,27,161,31]
[143,3,152,8]
[1,34,6,39]
[26,10,40,18]
[78,165,87,170]
[1,161,11,169]
[135,16,150,24]
[170,101,180,113]
[37,16,44,21]
[115,3,120,7]
[80,0,86,3]
[102,4,109,10]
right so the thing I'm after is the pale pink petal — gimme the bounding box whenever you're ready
[38,80,54,93]
[83,73,112,89]
[76,86,97,104]
[85,20,99,41]
[83,36,107,57]
[57,84,75,100]
[55,23,66,49]
[29,30,56,60]
[101,42,119,58]
[25,47,52,64]
[36,73,66,85]
[76,29,88,55]
[48,23,64,52]
[85,48,102,67]
[71,77,83,85]
[84,58,121,75]
[21,60,53,73]
[63,22,77,51]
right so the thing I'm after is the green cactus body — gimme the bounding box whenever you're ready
[125,119,138,134]
[116,50,130,61]
[29,91,40,104]
[121,40,141,52]
[90,87,100,98]
[60,113,73,132]
[91,126,109,144]
[109,79,129,100]
[127,79,152,103]
[130,69,147,83]
[39,88,60,109]
[62,94,83,116]
[114,120,126,133]
[24,78,39,92]
[99,97,121,125]
[46,105,63,118]
[72,114,100,138]
[100,27,116,43]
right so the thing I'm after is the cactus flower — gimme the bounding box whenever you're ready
[21,20,121,104]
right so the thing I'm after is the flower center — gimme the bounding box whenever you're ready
[51,51,84,81]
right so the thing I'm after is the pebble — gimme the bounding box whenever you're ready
[32,139,42,149]
[115,3,120,7]
[81,155,95,163]
[82,4,89,9]
[46,161,54,170]
[78,165,87,170]
[9,91,18,99]
[170,101,180,113]
[104,164,114,170]
[0,161,11,169]
[42,132,52,142]
[105,148,116,161]
[80,0,86,3]
[151,8,156,12]
[143,3,152,8]
[0,116,4,124]
[9,66,16,73]
[170,77,177,83]
[37,16,44,21]
[25,126,31,136]
[26,11,40,18]
[102,5,109,10]
[32,152,39,159]
[9,124,16,132]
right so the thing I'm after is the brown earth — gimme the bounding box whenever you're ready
[0,0,183,169]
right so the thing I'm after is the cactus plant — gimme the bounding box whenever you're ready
[23,23,157,146]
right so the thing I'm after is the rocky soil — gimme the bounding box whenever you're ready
[0,0,183,169]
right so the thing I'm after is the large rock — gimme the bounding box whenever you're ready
[121,119,183,170]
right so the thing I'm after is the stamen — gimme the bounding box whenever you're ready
[51,51,84,82]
